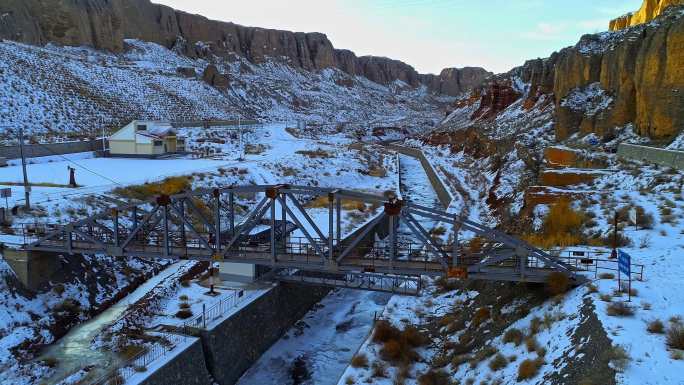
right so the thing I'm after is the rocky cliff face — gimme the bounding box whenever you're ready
[0,0,489,95]
[609,0,684,30]
[455,5,684,141]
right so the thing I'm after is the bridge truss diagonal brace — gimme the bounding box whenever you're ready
[468,249,518,271]
[336,212,387,263]
[223,197,271,256]
[168,202,213,252]
[402,212,449,268]
[120,205,161,251]
[30,227,66,249]
[284,193,328,243]
[183,196,216,235]
[71,228,108,250]
[276,195,326,260]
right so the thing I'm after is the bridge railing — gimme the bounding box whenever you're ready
[181,289,248,331]
[90,332,191,385]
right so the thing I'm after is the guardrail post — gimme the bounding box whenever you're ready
[229,191,235,237]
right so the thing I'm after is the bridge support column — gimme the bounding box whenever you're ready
[328,193,335,260]
[266,187,279,265]
[384,198,403,272]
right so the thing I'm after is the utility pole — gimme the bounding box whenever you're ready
[18,127,30,210]
[101,119,107,155]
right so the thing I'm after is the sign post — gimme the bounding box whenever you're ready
[629,208,637,231]
[0,188,11,211]
[618,249,632,302]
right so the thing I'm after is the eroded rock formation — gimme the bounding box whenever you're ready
[609,0,684,30]
[0,0,489,95]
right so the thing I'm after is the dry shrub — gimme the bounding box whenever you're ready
[667,324,684,349]
[472,307,491,326]
[525,199,585,248]
[525,337,539,353]
[605,346,630,372]
[546,272,570,296]
[503,328,524,346]
[529,317,542,335]
[517,358,544,381]
[489,354,508,371]
[371,361,387,378]
[119,344,146,360]
[599,273,615,280]
[418,370,454,385]
[647,319,665,334]
[606,302,634,317]
[175,309,193,319]
[373,321,426,365]
[351,353,368,368]
[296,148,332,158]
[617,205,655,229]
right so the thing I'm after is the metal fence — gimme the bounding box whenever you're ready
[548,249,645,281]
[182,289,248,331]
[90,332,190,385]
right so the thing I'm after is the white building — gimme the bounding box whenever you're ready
[109,120,185,157]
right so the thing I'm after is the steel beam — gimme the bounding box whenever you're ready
[336,213,386,263]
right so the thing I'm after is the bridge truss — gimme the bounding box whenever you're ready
[26,185,580,295]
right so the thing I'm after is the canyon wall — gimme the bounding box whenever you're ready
[0,0,490,95]
[472,5,684,141]
[610,0,684,31]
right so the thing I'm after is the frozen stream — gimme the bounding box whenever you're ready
[37,262,186,385]
[237,152,444,385]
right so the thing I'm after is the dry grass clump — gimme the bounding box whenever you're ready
[371,361,388,378]
[472,307,491,326]
[524,199,585,248]
[545,272,570,296]
[114,176,191,200]
[489,354,508,371]
[525,337,540,353]
[503,328,524,346]
[351,353,368,368]
[372,320,427,365]
[666,324,684,350]
[605,346,630,372]
[647,319,665,334]
[606,302,634,317]
[517,357,544,381]
[418,370,455,385]
[296,148,332,158]
[598,273,615,280]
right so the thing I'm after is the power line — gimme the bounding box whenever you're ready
[29,141,123,186]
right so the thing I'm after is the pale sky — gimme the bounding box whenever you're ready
[153,0,642,74]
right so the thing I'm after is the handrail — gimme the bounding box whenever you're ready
[90,332,190,385]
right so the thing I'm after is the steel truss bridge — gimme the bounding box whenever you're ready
[26,185,581,295]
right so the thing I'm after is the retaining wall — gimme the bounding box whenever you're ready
[618,143,684,170]
[139,338,212,385]
[0,139,103,160]
[385,144,453,208]
[199,282,330,385]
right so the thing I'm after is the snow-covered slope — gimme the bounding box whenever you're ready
[0,39,447,144]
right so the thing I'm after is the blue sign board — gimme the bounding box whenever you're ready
[618,250,631,276]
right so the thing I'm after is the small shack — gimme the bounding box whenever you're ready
[109,120,186,157]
